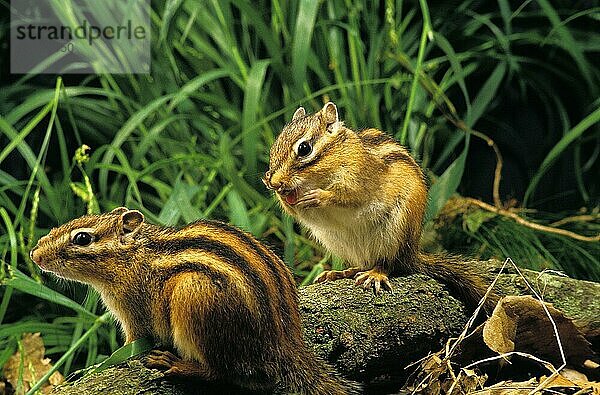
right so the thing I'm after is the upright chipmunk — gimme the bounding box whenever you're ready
[264,102,496,310]
[30,208,360,394]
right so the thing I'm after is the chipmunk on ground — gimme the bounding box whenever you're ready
[264,102,497,311]
[30,207,360,394]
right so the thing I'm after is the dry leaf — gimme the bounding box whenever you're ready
[409,351,488,394]
[2,333,64,394]
[555,369,600,394]
[538,373,577,387]
[560,368,589,383]
[482,298,516,354]
[479,377,541,394]
[444,368,487,394]
[482,295,593,366]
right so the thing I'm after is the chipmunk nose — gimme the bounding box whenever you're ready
[30,248,42,265]
[269,171,283,190]
[263,170,284,190]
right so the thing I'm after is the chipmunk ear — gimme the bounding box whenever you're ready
[119,210,144,235]
[322,102,338,126]
[109,207,128,215]
[292,107,306,121]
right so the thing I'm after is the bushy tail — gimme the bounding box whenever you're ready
[281,348,362,395]
[417,252,500,313]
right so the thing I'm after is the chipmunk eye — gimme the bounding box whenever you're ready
[72,231,94,246]
[297,141,312,158]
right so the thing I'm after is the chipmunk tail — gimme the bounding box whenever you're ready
[417,252,500,314]
[282,348,362,395]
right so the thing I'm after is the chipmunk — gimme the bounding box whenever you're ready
[30,207,360,394]
[264,102,497,310]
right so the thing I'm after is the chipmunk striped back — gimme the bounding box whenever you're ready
[31,208,360,394]
[357,128,423,172]
[141,218,299,340]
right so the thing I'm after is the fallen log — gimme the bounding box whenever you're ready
[52,259,600,394]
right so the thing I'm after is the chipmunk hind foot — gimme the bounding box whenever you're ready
[314,266,393,294]
[354,267,393,294]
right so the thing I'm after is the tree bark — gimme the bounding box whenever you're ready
[52,259,600,394]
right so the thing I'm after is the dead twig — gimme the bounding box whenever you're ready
[550,214,600,228]
[463,351,557,372]
[452,120,504,209]
[464,198,600,243]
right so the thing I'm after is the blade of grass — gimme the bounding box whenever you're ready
[242,60,270,184]
[432,32,471,118]
[400,0,432,145]
[0,321,72,339]
[426,134,471,222]
[157,176,202,225]
[0,208,18,324]
[465,61,506,127]
[0,117,53,207]
[2,268,97,320]
[159,0,185,44]
[536,0,596,94]
[63,290,101,375]
[92,336,154,374]
[524,106,600,205]
[291,0,320,90]
[227,189,251,233]
[9,77,64,223]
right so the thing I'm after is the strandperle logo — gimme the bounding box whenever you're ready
[15,20,147,46]
[11,0,150,74]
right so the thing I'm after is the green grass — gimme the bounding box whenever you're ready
[0,0,598,390]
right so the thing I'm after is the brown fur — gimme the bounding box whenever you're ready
[30,208,360,394]
[265,102,497,311]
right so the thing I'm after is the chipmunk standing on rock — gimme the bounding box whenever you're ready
[264,102,496,310]
[30,207,360,394]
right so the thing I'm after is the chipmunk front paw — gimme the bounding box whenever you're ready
[295,189,331,208]
[354,269,393,294]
